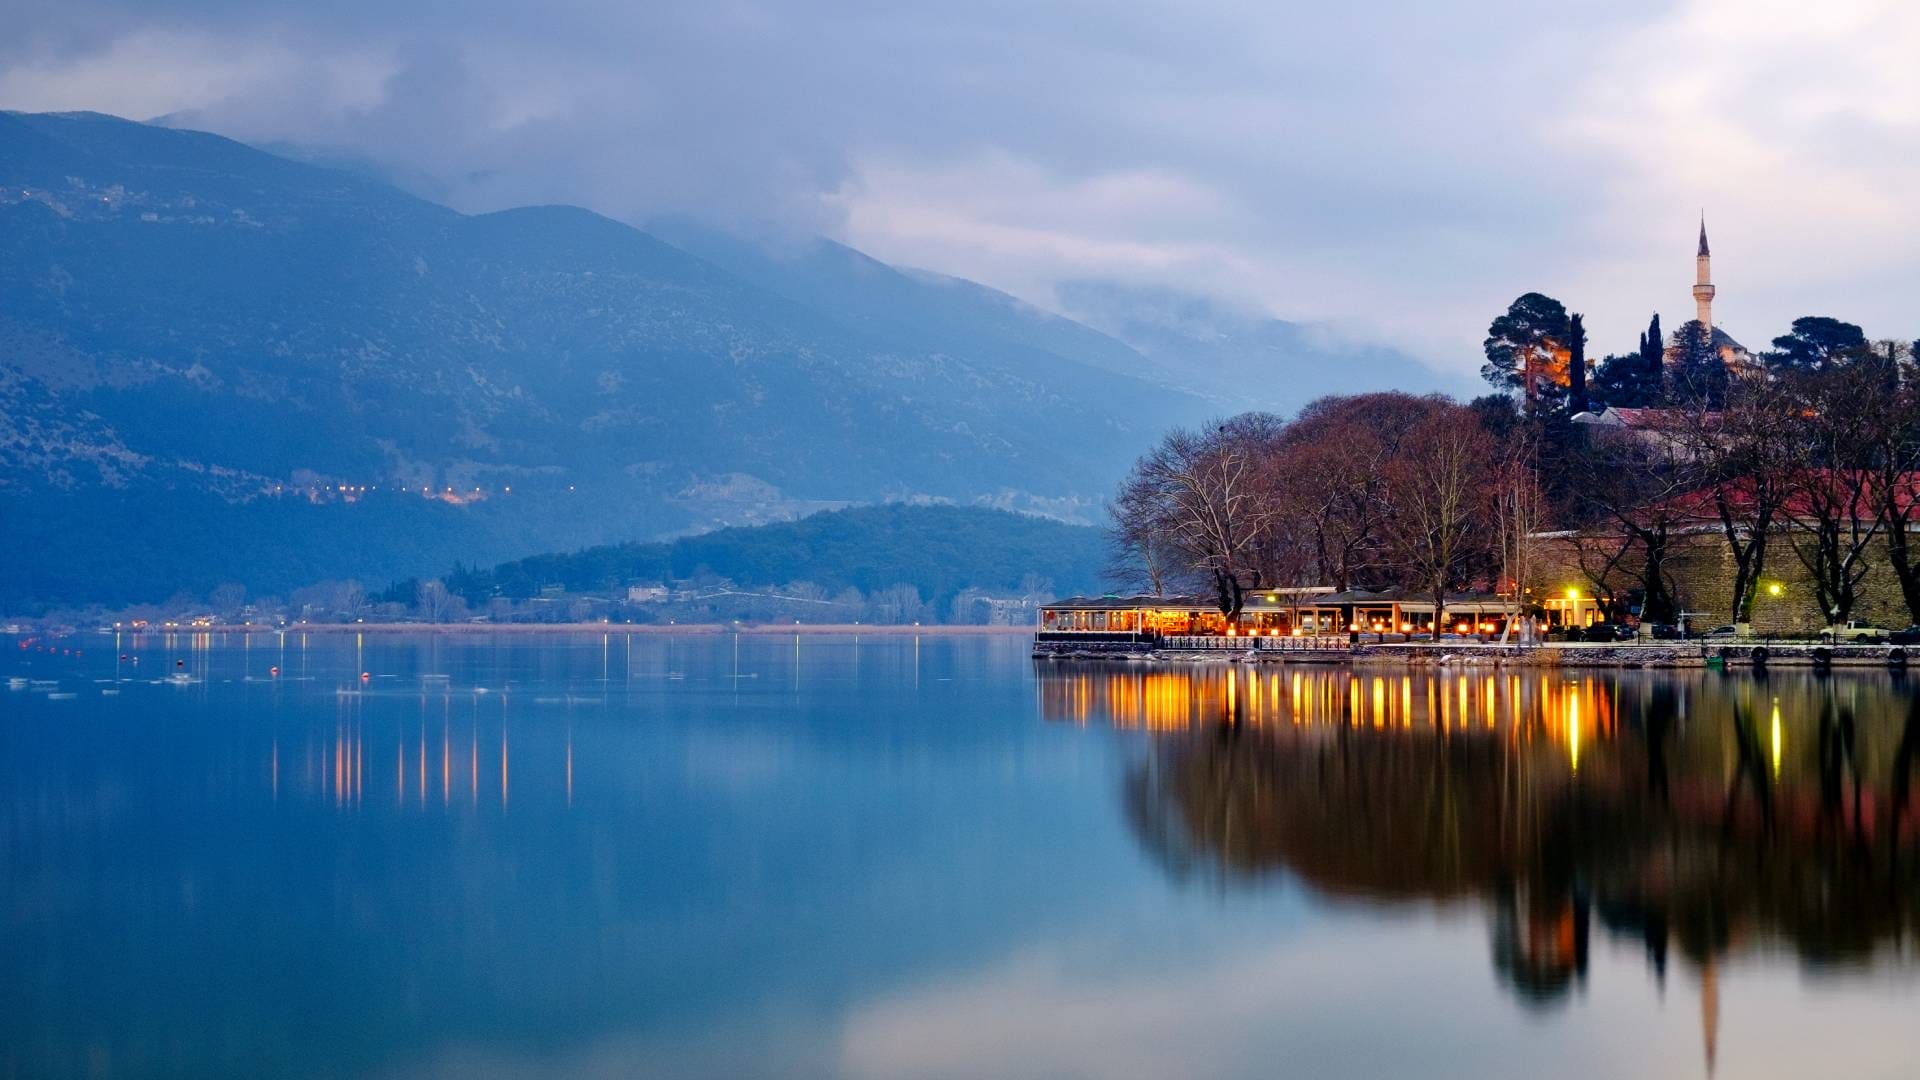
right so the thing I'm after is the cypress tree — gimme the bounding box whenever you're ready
[1567,312,1588,414]
[1640,313,1664,404]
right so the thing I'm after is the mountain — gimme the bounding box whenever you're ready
[1057,280,1471,413]
[0,111,1211,609]
[647,220,1170,386]
[448,503,1103,614]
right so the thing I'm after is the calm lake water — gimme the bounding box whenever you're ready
[6,633,1920,1079]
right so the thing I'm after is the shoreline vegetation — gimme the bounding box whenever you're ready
[15,505,1098,630]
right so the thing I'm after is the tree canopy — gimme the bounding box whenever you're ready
[1766,316,1868,371]
[1482,293,1572,409]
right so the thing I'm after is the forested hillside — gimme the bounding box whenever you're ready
[448,504,1103,613]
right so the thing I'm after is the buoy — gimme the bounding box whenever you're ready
[269,666,279,676]
[360,672,370,681]
[175,659,185,668]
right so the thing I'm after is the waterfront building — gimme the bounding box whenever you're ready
[1038,587,1521,648]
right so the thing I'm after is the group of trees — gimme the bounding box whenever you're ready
[1483,292,1908,418]
[1111,300,1920,635]
[1550,311,1920,628]
[1109,394,1525,635]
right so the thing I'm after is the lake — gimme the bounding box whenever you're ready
[6,633,1920,1078]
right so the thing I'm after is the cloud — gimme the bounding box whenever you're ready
[837,918,1920,1080]
[1562,0,1920,354]
[835,926,1583,1079]
[3,0,1917,372]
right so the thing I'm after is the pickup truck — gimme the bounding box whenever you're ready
[1820,621,1891,643]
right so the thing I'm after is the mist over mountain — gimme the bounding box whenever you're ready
[1057,280,1468,414]
[0,111,1220,609]
[646,221,1172,387]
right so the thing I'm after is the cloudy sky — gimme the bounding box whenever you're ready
[5,0,1918,373]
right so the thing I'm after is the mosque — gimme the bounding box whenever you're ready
[1667,217,1750,368]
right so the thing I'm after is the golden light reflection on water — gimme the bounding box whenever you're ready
[1059,660,1920,1063]
[1038,664,1620,758]
[265,688,551,813]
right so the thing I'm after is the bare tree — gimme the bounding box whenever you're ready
[1105,480,1177,596]
[1490,429,1546,639]
[1386,405,1496,639]
[416,578,455,623]
[1275,393,1443,590]
[1566,422,1695,624]
[871,584,924,624]
[1564,528,1638,620]
[1859,355,1920,622]
[1127,422,1279,619]
[1785,365,1887,625]
[329,580,367,622]
[1675,377,1799,625]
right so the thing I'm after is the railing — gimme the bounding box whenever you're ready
[1035,631,1355,651]
[1163,635,1353,651]
[1035,630,1159,645]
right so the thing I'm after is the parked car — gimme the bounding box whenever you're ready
[1700,625,1739,641]
[1820,621,1891,643]
[1582,622,1637,642]
[1646,623,1683,640]
[1891,626,1920,645]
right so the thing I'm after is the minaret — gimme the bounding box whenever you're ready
[1700,956,1718,1076]
[1693,216,1715,328]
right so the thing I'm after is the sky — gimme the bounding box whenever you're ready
[4,0,1919,375]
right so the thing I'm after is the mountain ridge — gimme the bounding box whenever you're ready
[0,111,1204,608]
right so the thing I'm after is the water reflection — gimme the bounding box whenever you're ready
[1041,663,1920,1070]
[10,634,1920,1078]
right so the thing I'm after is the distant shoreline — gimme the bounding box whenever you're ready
[104,623,1036,637]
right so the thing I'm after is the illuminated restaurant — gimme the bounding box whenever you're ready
[1037,587,1522,647]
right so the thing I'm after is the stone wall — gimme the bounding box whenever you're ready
[1532,528,1918,633]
